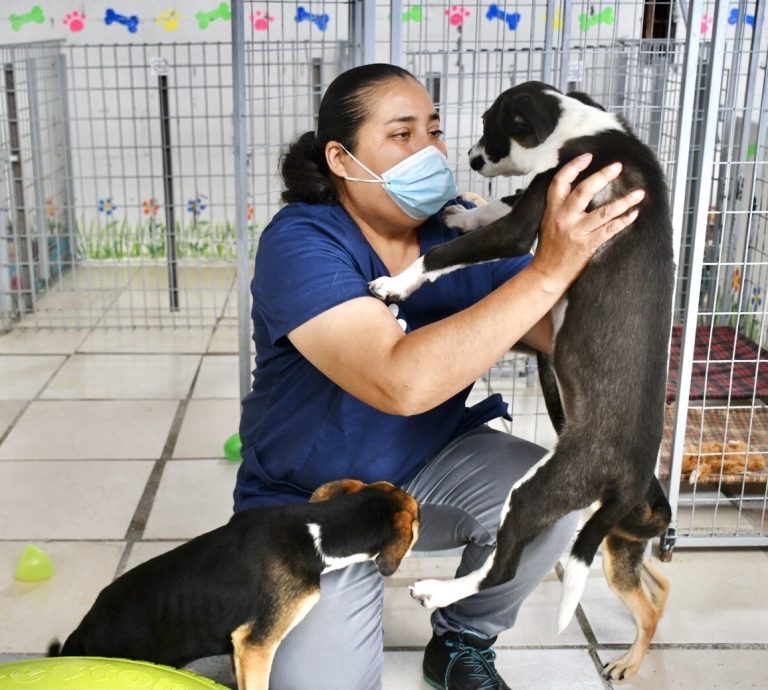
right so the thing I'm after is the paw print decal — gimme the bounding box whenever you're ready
[251,10,275,31]
[63,10,85,32]
[445,5,470,27]
[388,303,409,332]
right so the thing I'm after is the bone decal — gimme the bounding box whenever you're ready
[402,5,423,23]
[10,5,45,31]
[578,7,614,32]
[728,8,755,26]
[105,8,139,33]
[486,4,520,31]
[197,2,231,29]
[295,6,330,31]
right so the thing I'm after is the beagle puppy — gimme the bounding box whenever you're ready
[49,479,420,690]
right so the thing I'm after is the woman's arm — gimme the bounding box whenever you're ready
[288,155,643,415]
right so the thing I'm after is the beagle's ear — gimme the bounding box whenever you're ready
[374,511,418,577]
[309,479,366,503]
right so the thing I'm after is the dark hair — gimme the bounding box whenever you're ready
[280,63,415,204]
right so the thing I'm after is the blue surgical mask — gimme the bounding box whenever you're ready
[340,144,459,220]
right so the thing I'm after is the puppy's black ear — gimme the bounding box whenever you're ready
[501,93,558,145]
[309,479,365,503]
[566,91,606,111]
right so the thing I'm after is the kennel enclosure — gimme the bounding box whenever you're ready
[0,0,766,553]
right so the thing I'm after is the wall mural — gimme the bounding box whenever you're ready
[3,4,758,37]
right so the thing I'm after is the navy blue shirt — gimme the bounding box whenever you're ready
[234,201,532,510]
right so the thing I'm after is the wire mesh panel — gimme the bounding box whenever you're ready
[62,42,241,329]
[240,0,354,221]
[0,40,256,330]
[367,0,767,550]
[0,40,74,329]
[662,0,768,550]
[0,1,763,548]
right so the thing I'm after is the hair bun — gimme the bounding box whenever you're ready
[280,131,338,204]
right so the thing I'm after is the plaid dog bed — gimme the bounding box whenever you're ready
[666,326,768,403]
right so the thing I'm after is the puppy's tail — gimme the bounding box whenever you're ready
[47,639,62,657]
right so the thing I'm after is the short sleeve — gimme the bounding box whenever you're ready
[253,219,371,345]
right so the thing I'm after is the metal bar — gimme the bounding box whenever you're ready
[361,0,376,65]
[3,61,34,313]
[671,536,768,548]
[232,0,252,403]
[55,53,77,267]
[664,0,730,556]
[558,0,573,93]
[26,57,50,285]
[389,0,403,67]
[542,0,556,84]
[158,71,179,312]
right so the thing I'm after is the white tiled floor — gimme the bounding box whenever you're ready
[1,287,767,689]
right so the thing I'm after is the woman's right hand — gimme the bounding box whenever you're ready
[531,153,645,292]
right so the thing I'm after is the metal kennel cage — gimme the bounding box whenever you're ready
[228,0,767,552]
[0,1,765,551]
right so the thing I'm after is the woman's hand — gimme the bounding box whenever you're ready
[531,153,645,292]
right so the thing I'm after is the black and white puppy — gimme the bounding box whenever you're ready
[369,81,674,680]
[49,480,420,690]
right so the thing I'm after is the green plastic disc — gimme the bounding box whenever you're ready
[0,657,230,690]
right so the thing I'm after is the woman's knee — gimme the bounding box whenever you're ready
[268,563,384,690]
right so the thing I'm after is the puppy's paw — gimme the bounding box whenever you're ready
[409,579,444,608]
[409,578,465,609]
[602,651,641,681]
[442,205,482,233]
[368,258,427,302]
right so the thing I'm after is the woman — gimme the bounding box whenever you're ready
[235,64,642,690]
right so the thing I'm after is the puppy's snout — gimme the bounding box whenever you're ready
[470,155,485,171]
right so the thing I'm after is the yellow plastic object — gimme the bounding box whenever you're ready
[14,545,54,582]
[0,657,230,689]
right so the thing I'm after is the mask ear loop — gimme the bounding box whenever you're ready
[338,143,386,184]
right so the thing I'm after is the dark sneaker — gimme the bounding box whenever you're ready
[423,631,511,690]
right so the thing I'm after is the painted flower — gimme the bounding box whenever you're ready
[187,196,207,217]
[98,197,116,217]
[247,203,254,222]
[142,197,161,216]
[751,287,763,309]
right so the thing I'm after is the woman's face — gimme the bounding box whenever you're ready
[329,76,448,229]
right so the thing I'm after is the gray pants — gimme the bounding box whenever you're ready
[268,426,578,690]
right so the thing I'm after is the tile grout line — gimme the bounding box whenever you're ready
[553,560,614,689]
[0,337,89,448]
[116,349,208,577]
[116,397,190,577]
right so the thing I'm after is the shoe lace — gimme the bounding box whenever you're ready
[443,638,502,690]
